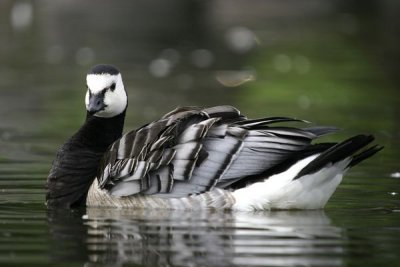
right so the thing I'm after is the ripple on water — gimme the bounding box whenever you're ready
[66,209,345,266]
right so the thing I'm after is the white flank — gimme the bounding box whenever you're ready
[232,155,351,211]
[86,73,127,118]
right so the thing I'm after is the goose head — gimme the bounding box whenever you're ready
[85,64,127,118]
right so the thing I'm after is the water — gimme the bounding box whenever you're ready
[1,1,400,266]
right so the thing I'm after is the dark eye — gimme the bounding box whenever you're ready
[110,83,116,91]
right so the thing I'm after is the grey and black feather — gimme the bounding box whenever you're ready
[97,105,335,198]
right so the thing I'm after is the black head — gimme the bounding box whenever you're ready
[88,64,120,76]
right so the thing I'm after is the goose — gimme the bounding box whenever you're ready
[45,64,382,210]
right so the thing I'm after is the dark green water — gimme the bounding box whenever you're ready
[1,1,400,266]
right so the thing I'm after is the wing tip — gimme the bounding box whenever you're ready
[293,134,380,179]
[348,144,384,168]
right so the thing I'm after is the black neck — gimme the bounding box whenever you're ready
[46,110,126,208]
[73,110,126,152]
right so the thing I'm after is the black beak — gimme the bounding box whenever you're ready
[87,93,106,115]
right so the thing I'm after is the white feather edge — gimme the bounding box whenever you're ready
[232,154,351,211]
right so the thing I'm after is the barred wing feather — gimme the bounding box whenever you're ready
[97,106,332,198]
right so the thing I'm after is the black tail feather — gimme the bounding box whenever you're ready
[229,134,381,189]
[348,145,384,168]
[293,134,375,180]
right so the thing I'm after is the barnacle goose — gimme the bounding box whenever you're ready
[45,64,382,210]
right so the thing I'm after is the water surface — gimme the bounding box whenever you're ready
[1,1,400,266]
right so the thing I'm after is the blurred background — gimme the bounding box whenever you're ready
[0,0,400,266]
[1,0,399,138]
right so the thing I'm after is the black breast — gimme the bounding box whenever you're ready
[46,111,125,208]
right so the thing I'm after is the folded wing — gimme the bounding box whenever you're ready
[97,106,335,197]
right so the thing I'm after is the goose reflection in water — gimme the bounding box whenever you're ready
[47,209,345,266]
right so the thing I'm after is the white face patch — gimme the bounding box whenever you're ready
[85,73,127,118]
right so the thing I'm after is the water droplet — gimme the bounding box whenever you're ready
[10,2,33,31]
[225,26,256,54]
[273,54,292,73]
[191,49,214,68]
[149,58,171,78]
[298,95,311,110]
[390,172,400,178]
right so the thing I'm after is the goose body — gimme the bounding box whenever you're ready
[46,64,382,210]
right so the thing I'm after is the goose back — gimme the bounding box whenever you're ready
[96,105,331,198]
